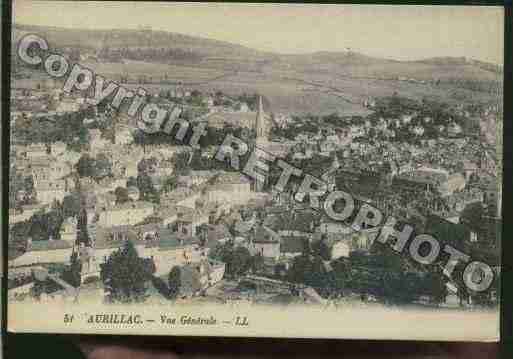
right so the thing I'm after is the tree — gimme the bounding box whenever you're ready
[190,89,202,98]
[168,266,182,299]
[287,254,310,284]
[209,243,252,278]
[274,263,288,277]
[250,254,265,274]
[76,154,95,178]
[426,215,470,249]
[369,244,423,304]
[28,209,63,241]
[287,254,333,297]
[311,237,331,261]
[162,176,178,193]
[32,277,62,300]
[76,153,112,180]
[172,152,191,176]
[197,224,209,246]
[227,246,252,277]
[77,208,90,246]
[100,240,156,303]
[62,251,82,288]
[209,242,229,261]
[424,267,447,305]
[23,175,36,203]
[460,202,486,233]
[127,176,137,188]
[114,187,130,204]
[137,173,160,203]
[137,157,158,175]
[331,258,351,296]
[95,153,112,179]
[62,193,81,218]
[450,261,471,306]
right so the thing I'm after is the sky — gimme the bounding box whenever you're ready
[13,1,504,64]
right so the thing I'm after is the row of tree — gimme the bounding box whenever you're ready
[209,242,264,278]
[14,106,94,151]
[285,244,448,304]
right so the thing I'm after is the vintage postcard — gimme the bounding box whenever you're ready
[7,2,503,341]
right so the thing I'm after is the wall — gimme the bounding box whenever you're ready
[97,206,154,227]
[8,247,73,267]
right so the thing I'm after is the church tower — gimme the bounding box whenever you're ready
[254,95,268,143]
[253,95,269,192]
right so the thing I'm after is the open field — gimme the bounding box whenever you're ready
[76,61,504,115]
[12,24,503,115]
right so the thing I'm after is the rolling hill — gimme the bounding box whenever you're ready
[11,23,503,115]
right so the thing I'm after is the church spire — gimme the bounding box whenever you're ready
[255,95,267,141]
[252,95,268,192]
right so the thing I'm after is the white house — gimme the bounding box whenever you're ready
[51,142,67,157]
[114,125,134,145]
[25,144,47,159]
[96,201,154,227]
[35,180,67,205]
[205,172,252,206]
[411,125,425,136]
[8,239,74,267]
[56,99,79,113]
[60,217,78,242]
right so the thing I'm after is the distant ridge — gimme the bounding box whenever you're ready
[12,23,502,71]
[415,57,502,74]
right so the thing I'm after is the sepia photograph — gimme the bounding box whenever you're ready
[6,1,504,342]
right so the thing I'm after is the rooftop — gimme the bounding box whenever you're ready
[100,201,154,212]
[29,240,73,252]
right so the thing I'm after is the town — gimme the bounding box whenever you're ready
[8,54,502,310]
